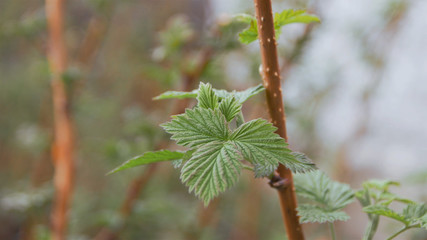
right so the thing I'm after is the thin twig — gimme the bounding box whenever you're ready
[329,222,337,240]
[386,226,409,240]
[45,0,75,239]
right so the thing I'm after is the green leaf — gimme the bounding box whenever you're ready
[297,204,350,223]
[291,152,316,169]
[355,189,372,207]
[238,20,258,44]
[231,119,315,176]
[180,142,242,205]
[153,84,265,104]
[403,203,427,221]
[237,9,320,44]
[418,214,427,229]
[375,192,415,205]
[108,150,185,174]
[161,108,229,148]
[362,179,400,192]
[294,170,355,211]
[219,96,242,122]
[274,9,320,30]
[172,149,195,169]
[233,13,256,24]
[197,82,219,109]
[153,90,198,100]
[233,84,265,103]
[162,107,315,204]
[172,159,183,169]
[212,89,230,99]
[156,83,313,204]
[363,205,408,224]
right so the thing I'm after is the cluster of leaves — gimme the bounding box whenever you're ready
[235,9,320,44]
[110,82,315,205]
[356,180,427,240]
[151,15,195,63]
[146,16,196,86]
[0,8,46,39]
[147,13,248,87]
[294,173,427,239]
[294,170,355,223]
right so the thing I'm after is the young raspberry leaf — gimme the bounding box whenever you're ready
[291,152,316,169]
[153,90,198,100]
[274,9,320,29]
[238,19,258,44]
[197,82,219,109]
[237,9,320,44]
[363,205,408,224]
[295,171,355,210]
[233,84,264,103]
[419,215,427,229]
[297,204,350,223]
[403,203,427,222]
[362,179,400,192]
[180,142,242,205]
[219,96,242,122]
[233,13,256,24]
[231,119,315,176]
[294,170,354,223]
[161,108,229,148]
[274,9,320,36]
[153,84,265,104]
[108,150,185,175]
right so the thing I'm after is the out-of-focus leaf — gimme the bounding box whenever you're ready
[363,205,408,224]
[403,203,427,223]
[362,179,400,192]
[233,13,256,24]
[274,9,320,28]
[108,150,185,174]
[153,90,198,100]
[297,204,350,223]
[295,170,355,211]
[237,9,320,44]
[238,20,258,44]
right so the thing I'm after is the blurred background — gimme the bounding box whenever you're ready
[1,0,426,239]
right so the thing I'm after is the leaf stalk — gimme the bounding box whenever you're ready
[328,222,337,240]
[386,224,419,240]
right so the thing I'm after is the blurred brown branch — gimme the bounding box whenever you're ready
[45,0,74,239]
